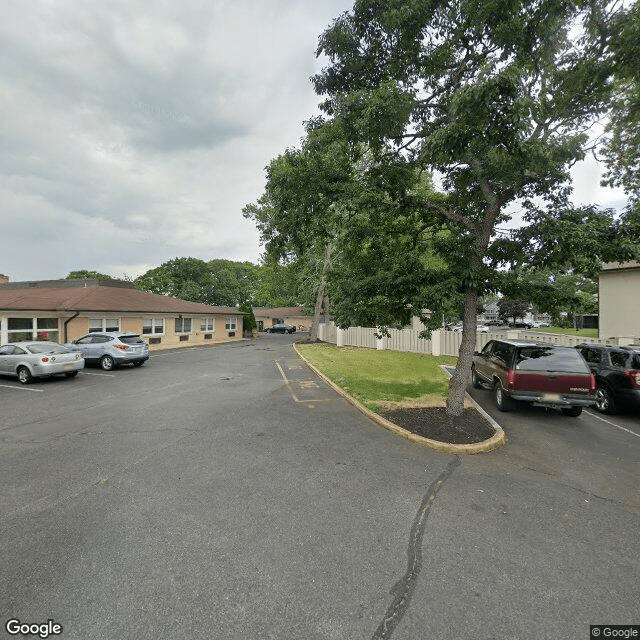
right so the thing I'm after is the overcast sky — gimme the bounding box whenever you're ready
[0,0,628,283]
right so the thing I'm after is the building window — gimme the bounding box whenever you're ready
[143,318,165,335]
[175,317,192,333]
[7,317,59,343]
[200,317,214,331]
[225,316,237,331]
[36,318,59,342]
[7,317,34,343]
[89,318,120,332]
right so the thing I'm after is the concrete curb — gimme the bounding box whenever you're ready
[293,343,505,455]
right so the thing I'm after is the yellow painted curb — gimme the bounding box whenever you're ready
[294,343,505,455]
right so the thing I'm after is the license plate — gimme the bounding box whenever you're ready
[542,393,561,402]
[63,363,74,370]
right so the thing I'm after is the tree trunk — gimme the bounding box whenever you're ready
[310,244,334,341]
[446,287,479,416]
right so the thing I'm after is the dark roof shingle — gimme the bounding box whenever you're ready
[0,282,239,315]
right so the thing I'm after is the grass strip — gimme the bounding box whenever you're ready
[296,344,457,412]
[533,327,598,338]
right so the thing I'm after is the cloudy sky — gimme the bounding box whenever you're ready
[0,0,628,283]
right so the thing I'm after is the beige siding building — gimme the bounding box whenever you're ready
[252,306,310,331]
[599,262,640,341]
[0,279,243,350]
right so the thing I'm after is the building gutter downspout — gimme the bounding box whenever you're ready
[63,312,80,343]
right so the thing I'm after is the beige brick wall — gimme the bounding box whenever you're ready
[63,313,244,350]
[599,267,640,340]
[256,314,310,330]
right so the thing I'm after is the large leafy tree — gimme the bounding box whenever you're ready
[134,257,261,307]
[66,270,114,280]
[134,257,218,304]
[207,259,260,307]
[313,0,633,415]
[602,0,640,204]
[244,118,358,338]
[252,258,303,309]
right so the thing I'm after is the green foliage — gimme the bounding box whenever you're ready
[246,0,636,414]
[243,118,356,261]
[134,257,218,304]
[601,1,640,204]
[208,259,260,306]
[134,257,260,307]
[66,270,114,280]
[310,1,634,313]
[238,303,257,332]
[252,258,302,308]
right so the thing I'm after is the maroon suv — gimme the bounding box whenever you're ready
[471,340,596,416]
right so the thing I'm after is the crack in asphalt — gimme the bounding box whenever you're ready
[371,456,461,640]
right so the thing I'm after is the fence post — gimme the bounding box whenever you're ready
[431,329,442,356]
[337,327,346,347]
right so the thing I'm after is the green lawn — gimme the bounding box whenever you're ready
[532,326,598,338]
[296,344,457,412]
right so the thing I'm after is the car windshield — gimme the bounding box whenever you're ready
[515,347,589,373]
[25,343,69,354]
[119,335,144,345]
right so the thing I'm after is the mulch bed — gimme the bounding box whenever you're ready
[377,406,495,444]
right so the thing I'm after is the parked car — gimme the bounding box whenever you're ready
[476,325,490,333]
[471,339,596,416]
[0,341,84,384]
[265,323,296,334]
[575,343,640,414]
[66,332,149,370]
[508,321,533,329]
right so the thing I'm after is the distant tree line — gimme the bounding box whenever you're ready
[66,257,307,310]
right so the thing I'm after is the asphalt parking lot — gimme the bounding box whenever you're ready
[1,335,639,640]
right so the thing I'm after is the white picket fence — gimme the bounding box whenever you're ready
[317,323,628,358]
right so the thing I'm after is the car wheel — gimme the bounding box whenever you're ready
[64,370,79,378]
[494,381,514,412]
[561,407,582,417]
[100,355,115,371]
[471,367,483,389]
[594,385,617,414]
[17,366,33,385]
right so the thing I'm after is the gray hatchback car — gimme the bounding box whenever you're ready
[66,332,149,370]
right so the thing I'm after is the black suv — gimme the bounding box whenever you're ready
[575,344,640,414]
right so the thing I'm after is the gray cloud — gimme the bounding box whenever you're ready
[0,0,629,283]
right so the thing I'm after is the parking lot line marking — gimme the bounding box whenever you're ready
[80,371,116,377]
[275,360,328,404]
[585,409,640,439]
[0,384,44,393]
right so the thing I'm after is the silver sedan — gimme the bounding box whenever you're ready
[0,341,85,384]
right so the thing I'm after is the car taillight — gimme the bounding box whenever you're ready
[590,374,596,394]
[41,357,49,363]
[506,370,516,388]
[114,344,129,350]
[624,370,640,389]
